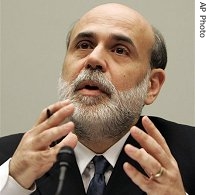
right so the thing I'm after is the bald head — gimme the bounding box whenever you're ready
[80,3,152,27]
[66,3,167,70]
[73,3,154,45]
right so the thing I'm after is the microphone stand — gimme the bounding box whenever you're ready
[55,146,74,195]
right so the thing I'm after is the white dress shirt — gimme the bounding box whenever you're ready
[74,132,130,192]
[0,158,34,194]
[0,132,130,194]
[0,132,189,195]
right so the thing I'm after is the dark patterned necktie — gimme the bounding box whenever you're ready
[87,155,110,195]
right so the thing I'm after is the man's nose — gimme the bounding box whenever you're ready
[84,45,107,72]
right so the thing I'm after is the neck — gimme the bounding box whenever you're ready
[78,132,126,153]
[76,118,139,153]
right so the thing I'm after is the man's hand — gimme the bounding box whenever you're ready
[123,116,186,195]
[9,100,78,189]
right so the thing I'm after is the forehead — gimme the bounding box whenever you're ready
[70,4,154,47]
[67,6,156,63]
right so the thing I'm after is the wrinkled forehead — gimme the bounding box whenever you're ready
[69,4,154,49]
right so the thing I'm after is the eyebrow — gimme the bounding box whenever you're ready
[68,31,95,48]
[110,33,135,47]
[73,31,95,41]
[71,31,135,48]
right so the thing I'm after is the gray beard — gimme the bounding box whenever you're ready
[57,69,150,142]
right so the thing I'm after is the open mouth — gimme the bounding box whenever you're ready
[75,80,110,96]
[84,85,99,90]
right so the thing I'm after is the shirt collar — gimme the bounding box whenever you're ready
[74,131,130,175]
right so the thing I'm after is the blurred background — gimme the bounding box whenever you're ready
[0,0,194,136]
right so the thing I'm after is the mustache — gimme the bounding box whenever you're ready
[71,69,115,95]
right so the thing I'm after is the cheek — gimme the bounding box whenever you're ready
[62,56,84,82]
[110,67,141,91]
[110,73,133,91]
[110,67,145,91]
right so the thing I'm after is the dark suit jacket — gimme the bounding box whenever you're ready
[0,116,195,195]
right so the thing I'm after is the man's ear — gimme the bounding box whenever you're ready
[144,68,165,105]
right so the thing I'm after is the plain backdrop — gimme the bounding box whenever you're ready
[0,0,194,136]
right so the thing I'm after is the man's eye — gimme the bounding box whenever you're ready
[77,41,92,49]
[112,46,129,55]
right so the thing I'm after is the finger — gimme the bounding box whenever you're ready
[123,162,146,186]
[50,133,78,165]
[33,103,74,136]
[33,122,75,149]
[130,126,170,169]
[34,99,71,126]
[142,116,172,157]
[123,162,159,193]
[56,132,78,150]
[124,144,162,179]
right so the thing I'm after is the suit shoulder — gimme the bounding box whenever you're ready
[136,116,195,152]
[148,116,194,130]
[0,133,24,164]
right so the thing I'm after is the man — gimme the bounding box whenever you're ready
[0,3,194,195]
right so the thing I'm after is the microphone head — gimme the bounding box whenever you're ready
[57,146,74,167]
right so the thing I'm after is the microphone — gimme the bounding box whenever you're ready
[55,146,74,195]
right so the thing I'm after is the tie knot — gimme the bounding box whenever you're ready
[93,155,109,175]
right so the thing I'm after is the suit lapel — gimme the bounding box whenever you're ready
[104,135,146,195]
[33,118,145,195]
